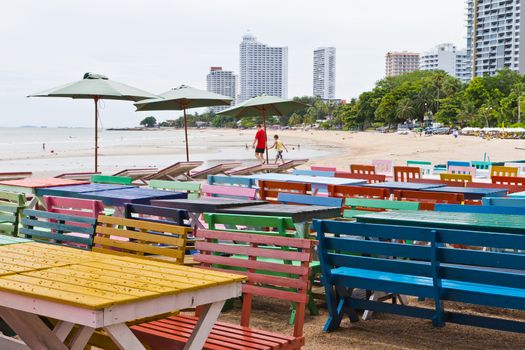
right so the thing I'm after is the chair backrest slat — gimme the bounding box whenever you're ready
[0,191,26,236]
[448,165,476,176]
[471,161,492,170]
[124,204,189,226]
[277,193,342,207]
[350,164,376,175]
[94,215,190,264]
[394,190,464,210]
[44,196,104,218]
[372,160,393,175]
[491,175,525,186]
[201,184,257,200]
[90,174,133,185]
[310,165,337,172]
[258,180,311,203]
[335,172,386,183]
[206,175,255,188]
[204,213,294,237]
[293,169,335,177]
[491,165,518,178]
[149,180,201,199]
[327,185,388,200]
[447,161,471,169]
[440,173,473,183]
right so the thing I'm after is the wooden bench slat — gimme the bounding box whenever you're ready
[96,226,185,246]
[97,215,189,235]
[197,229,313,249]
[195,241,310,262]
[21,218,94,235]
[195,254,308,276]
[93,237,184,259]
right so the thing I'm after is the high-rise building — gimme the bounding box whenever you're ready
[385,51,420,77]
[239,33,288,102]
[420,43,471,82]
[466,0,524,77]
[206,67,237,113]
[313,47,336,99]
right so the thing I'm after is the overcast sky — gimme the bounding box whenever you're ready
[0,0,465,127]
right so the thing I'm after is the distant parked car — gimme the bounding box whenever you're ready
[376,126,389,133]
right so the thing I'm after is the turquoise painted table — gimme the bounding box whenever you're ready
[509,190,525,198]
[355,210,525,234]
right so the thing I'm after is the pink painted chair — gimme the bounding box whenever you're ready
[373,160,393,177]
[201,184,257,200]
[448,166,476,176]
[311,165,337,172]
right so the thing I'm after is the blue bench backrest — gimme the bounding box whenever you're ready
[314,220,525,293]
[447,161,471,168]
[277,193,343,207]
[207,175,255,188]
[293,169,335,177]
[124,204,189,226]
[435,203,525,215]
[482,197,525,207]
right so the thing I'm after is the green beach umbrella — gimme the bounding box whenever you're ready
[134,85,233,161]
[28,72,157,172]
[218,95,308,162]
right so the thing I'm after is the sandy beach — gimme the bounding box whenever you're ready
[2,128,525,176]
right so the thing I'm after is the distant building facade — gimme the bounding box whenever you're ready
[385,51,420,77]
[239,33,288,102]
[313,47,336,99]
[466,0,525,77]
[420,43,471,82]
[206,67,237,113]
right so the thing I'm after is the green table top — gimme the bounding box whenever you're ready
[354,210,525,234]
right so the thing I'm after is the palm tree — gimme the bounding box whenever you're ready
[396,98,416,122]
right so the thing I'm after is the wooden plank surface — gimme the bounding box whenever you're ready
[0,244,245,310]
[151,197,267,212]
[0,178,88,189]
[217,204,341,222]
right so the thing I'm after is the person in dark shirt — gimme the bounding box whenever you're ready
[252,124,267,164]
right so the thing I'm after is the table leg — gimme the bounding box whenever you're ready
[183,300,226,350]
[188,211,205,230]
[294,222,308,239]
[52,321,74,341]
[104,323,147,350]
[0,306,68,350]
[69,326,95,350]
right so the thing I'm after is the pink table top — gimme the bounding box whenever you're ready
[0,178,89,189]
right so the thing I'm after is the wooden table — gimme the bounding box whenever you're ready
[0,242,245,350]
[0,178,89,196]
[36,183,134,198]
[218,203,341,237]
[427,186,508,200]
[355,210,525,234]
[152,197,267,229]
[362,181,446,193]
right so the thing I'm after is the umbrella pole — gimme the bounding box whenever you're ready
[94,97,99,172]
[183,104,189,162]
[262,108,269,164]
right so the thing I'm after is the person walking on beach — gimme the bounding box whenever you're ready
[269,134,288,164]
[252,124,266,164]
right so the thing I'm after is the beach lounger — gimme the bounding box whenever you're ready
[143,161,204,181]
[113,167,158,183]
[188,162,241,179]
[54,171,100,181]
[225,163,279,175]
[275,158,309,173]
[0,172,32,181]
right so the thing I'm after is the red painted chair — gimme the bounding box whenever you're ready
[408,178,465,187]
[311,165,337,172]
[393,166,421,182]
[393,190,464,210]
[258,180,311,203]
[466,181,525,194]
[328,185,389,212]
[491,176,525,186]
[131,229,314,350]
[201,184,257,200]
[350,164,376,175]
[335,171,386,183]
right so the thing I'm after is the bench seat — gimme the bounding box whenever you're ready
[332,266,525,309]
[132,315,304,350]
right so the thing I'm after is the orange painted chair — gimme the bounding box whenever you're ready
[335,171,386,183]
[492,175,525,186]
[393,166,421,182]
[258,180,311,203]
[491,166,519,178]
[393,190,464,210]
[350,164,376,175]
[440,173,473,183]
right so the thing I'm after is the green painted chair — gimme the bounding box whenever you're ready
[0,190,26,237]
[343,197,420,218]
[90,174,133,185]
[148,180,200,199]
[407,160,433,176]
[203,212,319,324]
[471,161,492,170]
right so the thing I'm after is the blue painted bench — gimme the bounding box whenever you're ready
[293,169,335,177]
[20,209,97,249]
[207,175,255,188]
[277,193,343,207]
[314,219,525,333]
[435,203,525,215]
[482,197,525,207]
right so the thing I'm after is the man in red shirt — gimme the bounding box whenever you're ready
[252,124,266,164]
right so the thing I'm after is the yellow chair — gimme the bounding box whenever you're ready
[491,166,518,178]
[440,173,473,183]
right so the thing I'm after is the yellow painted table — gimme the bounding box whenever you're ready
[0,242,245,350]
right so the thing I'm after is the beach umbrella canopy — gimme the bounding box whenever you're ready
[134,85,233,161]
[28,72,157,172]
[218,95,308,162]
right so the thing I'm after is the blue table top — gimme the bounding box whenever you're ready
[36,183,134,197]
[428,186,508,200]
[244,173,367,186]
[509,190,525,198]
[78,187,187,206]
[362,181,446,191]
